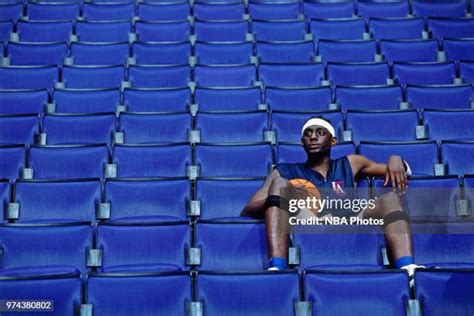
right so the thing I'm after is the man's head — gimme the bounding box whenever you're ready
[300,116,337,156]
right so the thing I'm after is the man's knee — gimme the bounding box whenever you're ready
[268,176,289,196]
[371,191,404,218]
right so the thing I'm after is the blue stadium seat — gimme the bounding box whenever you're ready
[413,0,467,18]
[195,112,268,143]
[303,2,355,19]
[195,65,256,87]
[26,3,79,21]
[310,18,366,41]
[0,66,58,90]
[194,87,262,112]
[272,111,344,143]
[368,17,426,40]
[407,84,472,110]
[87,272,192,316]
[194,3,245,20]
[393,62,457,85]
[460,61,474,84]
[53,88,121,114]
[256,41,316,64]
[0,179,9,214]
[194,20,249,42]
[0,145,25,181]
[346,110,420,142]
[253,20,308,41]
[135,21,190,42]
[428,18,474,40]
[415,270,474,316]
[443,38,474,61]
[119,112,190,144]
[16,21,73,42]
[8,42,67,66]
[266,87,331,112]
[129,65,190,88]
[358,1,410,18]
[76,21,132,43]
[0,89,47,114]
[14,179,101,222]
[123,88,191,112]
[0,21,13,42]
[304,271,410,314]
[441,141,474,175]
[83,3,135,21]
[327,62,390,85]
[137,3,190,21]
[463,175,474,212]
[249,2,301,20]
[425,110,474,140]
[380,39,439,62]
[335,85,402,110]
[195,42,253,65]
[105,179,190,221]
[259,63,324,87]
[195,144,273,177]
[196,179,263,219]
[0,114,39,145]
[0,3,23,21]
[133,42,191,65]
[113,144,191,178]
[97,222,190,271]
[0,223,92,274]
[359,141,439,176]
[29,144,109,179]
[276,142,356,163]
[62,65,125,89]
[317,40,377,62]
[70,43,130,66]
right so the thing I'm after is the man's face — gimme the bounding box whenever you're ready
[301,125,334,155]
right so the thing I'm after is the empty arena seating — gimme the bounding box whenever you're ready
[428,18,474,40]
[8,42,68,66]
[412,0,467,18]
[194,20,249,42]
[407,85,473,109]
[256,41,316,64]
[194,2,245,20]
[136,21,190,42]
[368,17,426,40]
[310,18,366,41]
[61,65,125,89]
[249,2,301,20]
[0,66,58,90]
[303,2,355,19]
[380,39,439,62]
[443,38,474,61]
[317,40,377,62]
[0,89,48,115]
[129,65,190,88]
[460,61,474,84]
[137,3,190,21]
[195,65,256,87]
[326,62,390,86]
[82,3,135,21]
[69,43,130,66]
[441,141,474,175]
[358,1,410,18]
[266,87,331,112]
[0,114,39,144]
[26,3,79,21]
[259,63,324,87]
[76,21,133,43]
[195,87,262,112]
[195,42,253,65]
[0,3,23,21]
[424,109,474,140]
[53,88,121,113]
[123,88,191,112]
[0,21,13,42]
[15,21,73,42]
[0,145,25,181]
[335,85,403,110]
[253,20,308,41]
[393,62,457,85]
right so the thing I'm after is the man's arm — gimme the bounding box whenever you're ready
[240,169,281,218]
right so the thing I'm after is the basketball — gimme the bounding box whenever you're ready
[289,178,321,215]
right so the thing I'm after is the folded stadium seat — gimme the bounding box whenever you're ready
[463,175,474,217]
[412,0,467,18]
[194,20,250,42]
[82,3,135,21]
[26,3,80,21]
[380,39,439,62]
[119,112,191,144]
[135,21,190,42]
[137,3,191,21]
[12,179,101,222]
[415,270,474,316]
[69,43,130,66]
[249,2,301,20]
[357,0,410,19]
[393,62,457,85]
[129,65,191,88]
[123,88,191,112]
[441,141,474,175]
[252,20,309,41]
[0,180,9,219]
[97,221,191,272]
[272,111,344,143]
[310,18,366,41]
[427,18,474,40]
[195,144,273,177]
[0,66,58,90]
[0,223,92,275]
[194,65,256,87]
[7,42,68,66]
[197,271,300,315]
[0,21,13,42]
[194,87,262,112]
[194,2,246,20]
[304,271,410,315]
[61,65,126,89]
[368,17,426,40]
[424,109,474,141]
[29,144,110,179]
[52,88,121,114]
[326,62,390,86]
[256,41,316,64]
[86,272,192,316]
[113,144,191,178]
[76,21,133,43]
[133,42,191,65]
[407,84,473,110]
[266,87,331,112]
[0,114,39,144]
[303,2,355,19]
[259,63,325,87]
[276,142,356,163]
[346,110,421,143]
[443,38,474,61]
[0,89,48,115]
[335,85,402,110]
[15,21,74,42]
[460,61,474,84]
[195,42,253,65]
[0,3,23,21]
[317,40,378,62]
[0,145,25,181]
[105,178,190,221]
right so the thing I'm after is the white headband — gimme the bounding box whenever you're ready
[301,118,336,138]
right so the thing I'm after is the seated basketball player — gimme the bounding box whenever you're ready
[241,116,424,276]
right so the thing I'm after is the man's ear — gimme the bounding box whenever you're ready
[331,138,337,146]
